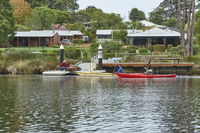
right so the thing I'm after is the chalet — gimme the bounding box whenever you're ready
[127,27,181,47]
[11,30,83,47]
[11,31,59,47]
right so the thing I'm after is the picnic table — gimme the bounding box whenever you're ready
[157,58,183,64]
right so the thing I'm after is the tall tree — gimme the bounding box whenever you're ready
[129,8,146,22]
[10,0,31,25]
[149,7,164,25]
[47,0,79,12]
[26,7,71,30]
[26,0,46,8]
[27,0,79,12]
[0,0,16,44]
[178,0,195,57]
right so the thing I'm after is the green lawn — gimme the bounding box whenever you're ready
[0,47,61,52]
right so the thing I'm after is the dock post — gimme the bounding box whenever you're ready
[60,44,64,63]
[97,44,103,70]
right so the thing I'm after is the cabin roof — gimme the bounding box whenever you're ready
[127,27,181,37]
[15,30,82,37]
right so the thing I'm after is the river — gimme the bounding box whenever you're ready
[0,75,200,133]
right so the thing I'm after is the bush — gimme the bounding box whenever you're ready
[65,46,81,59]
[170,47,179,54]
[139,48,148,54]
[90,41,123,58]
[177,45,183,50]
[73,39,84,45]
[51,45,59,48]
[153,44,166,52]
[193,45,200,55]
[2,49,34,61]
[147,45,154,52]
[167,44,173,51]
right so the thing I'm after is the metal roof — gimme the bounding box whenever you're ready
[96,30,113,35]
[127,27,181,37]
[15,31,57,37]
[96,29,142,35]
[139,20,166,28]
[15,30,82,37]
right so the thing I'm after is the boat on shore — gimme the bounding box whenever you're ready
[42,70,79,76]
[115,73,176,78]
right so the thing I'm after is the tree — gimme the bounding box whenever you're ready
[0,0,16,44]
[10,0,31,25]
[26,0,46,8]
[129,8,146,22]
[149,7,164,25]
[177,0,196,57]
[27,0,79,12]
[164,18,178,28]
[47,0,79,12]
[112,30,128,43]
[75,6,126,30]
[26,7,71,30]
[54,10,71,24]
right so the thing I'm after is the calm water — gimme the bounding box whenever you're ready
[0,75,200,133]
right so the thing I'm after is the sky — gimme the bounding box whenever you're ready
[77,0,163,21]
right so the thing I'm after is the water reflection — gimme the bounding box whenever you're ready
[0,76,200,132]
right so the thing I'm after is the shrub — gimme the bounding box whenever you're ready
[170,47,179,54]
[153,44,166,52]
[177,45,183,50]
[139,48,148,54]
[2,49,34,61]
[193,45,200,55]
[65,46,81,59]
[167,44,173,51]
[147,45,154,52]
[90,41,123,58]
[73,39,84,45]
[51,45,59,48]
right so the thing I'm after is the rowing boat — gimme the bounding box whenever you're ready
[115,73,176,78]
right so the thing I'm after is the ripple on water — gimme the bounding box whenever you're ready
[0,76,200,132]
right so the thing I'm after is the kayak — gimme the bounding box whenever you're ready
[115,73,176,78]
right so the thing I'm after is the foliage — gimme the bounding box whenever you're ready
[76,6,126,30]
[0,0,16,45]
[16,24,30,31]
[73,39,84,45]
[65,46,81,59]
[164,18,177,28]
[193,45,200,55]
[129,8,146,22]
[170,47,179,54]
[27,0,79,12]
[10,0,31,25]
[26,7,71,30]
[138,48,148,54]
[119,45,136,54]
[149,7,164,25]
[153,44,166,52]
[2,49,34,61]
[112,30,128,43]
[147,45,154,52]
[68,22,85,31]
[130,21,144,30]
[90,41,123,58]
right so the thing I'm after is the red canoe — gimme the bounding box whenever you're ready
[115,73,176,78]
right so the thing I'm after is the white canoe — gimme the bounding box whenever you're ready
[42,70,78,76]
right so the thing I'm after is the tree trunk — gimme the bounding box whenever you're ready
[177,0,195,57]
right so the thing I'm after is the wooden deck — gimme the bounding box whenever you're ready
[103,63,193,67]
